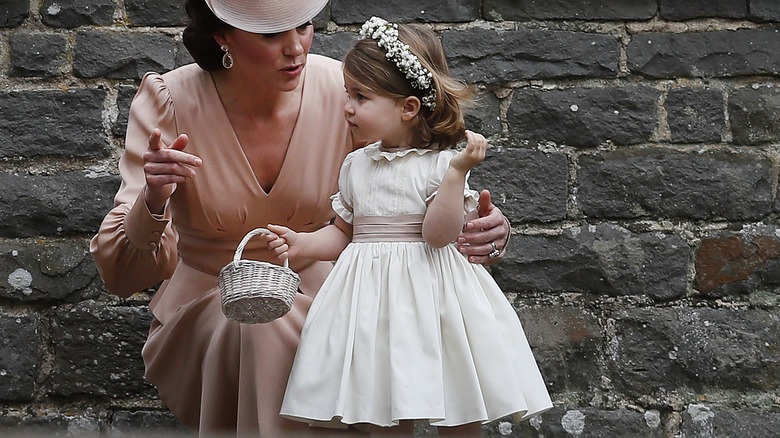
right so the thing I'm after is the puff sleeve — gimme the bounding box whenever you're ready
[89,73,179,298]
[330,148,361,224]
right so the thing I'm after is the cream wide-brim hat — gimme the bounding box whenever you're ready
[205,0,329,34]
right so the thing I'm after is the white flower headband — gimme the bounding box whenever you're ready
[359,16,437,110]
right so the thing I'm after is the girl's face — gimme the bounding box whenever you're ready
[217,22,314,91]
[343,75,410,148]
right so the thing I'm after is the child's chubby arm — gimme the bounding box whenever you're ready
[265,217,353,262]
[422,131,488,248]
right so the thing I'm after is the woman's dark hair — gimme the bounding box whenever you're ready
[183,0,232,71]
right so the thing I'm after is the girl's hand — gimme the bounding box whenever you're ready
[450,130,488,173]
[265,224,299,260]
[143,128,202,214]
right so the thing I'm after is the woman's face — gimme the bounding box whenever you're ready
[218,22,314,91]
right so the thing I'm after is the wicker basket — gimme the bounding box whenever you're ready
[219,228,301,324]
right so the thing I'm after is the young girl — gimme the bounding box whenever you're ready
[267,17,552,435]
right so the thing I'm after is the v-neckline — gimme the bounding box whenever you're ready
[209,66,307,196]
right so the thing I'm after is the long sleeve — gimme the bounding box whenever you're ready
[90,73,180,298]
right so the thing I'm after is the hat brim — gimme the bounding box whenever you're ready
[205,0,329,34]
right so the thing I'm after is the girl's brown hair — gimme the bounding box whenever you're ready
[343,23,474,150]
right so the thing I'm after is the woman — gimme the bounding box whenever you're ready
[90,0,511,435]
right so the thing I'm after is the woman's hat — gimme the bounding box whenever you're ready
[205,0,329,34]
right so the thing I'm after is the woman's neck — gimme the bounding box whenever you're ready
[211,68,302,118]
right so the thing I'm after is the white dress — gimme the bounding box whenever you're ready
[280,142,552,427]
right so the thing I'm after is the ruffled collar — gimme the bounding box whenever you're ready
[365,141,436,162]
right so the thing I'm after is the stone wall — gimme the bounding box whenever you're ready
[1,0,779,436]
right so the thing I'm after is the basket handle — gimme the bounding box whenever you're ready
[234,227,289,268]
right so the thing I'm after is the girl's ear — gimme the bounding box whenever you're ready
[399,96,421,121]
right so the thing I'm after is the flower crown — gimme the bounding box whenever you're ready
[359,16,437,110]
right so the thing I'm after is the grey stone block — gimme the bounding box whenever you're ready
[331,0,479,24]
[0,88,109,157]
[517,307,603,394]
[578,149,773,220]
[665,88,725,143]
[48,302,155,398]
[611,308,780,396]
[0,238,101,303]
[659,0,747,20]
[444,29,619,85]
[311,31,359,62]
[0,0,29,28]
[627,30,780,78]
[492,223,690,299]
[468,148,568,223]
[484,0,657,21]
[729,86,780,145]
[113,85,138,138]
[125,0,187,27]
[74,31,176,80]
[0,314,39,402]
[681,405,780,438]
[9,33,67,78]
[40,0,115,28]
[0,171,120,238]
[495,407,665,437]
[507,86,658,148]
[464,91,501,137]
[750,0,780,21]
[110,409,186,435]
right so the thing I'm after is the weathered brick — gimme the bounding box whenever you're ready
[444,29,619,85]
[659,0,747,20]
[627,30,780,78]
[125,0,187,27]
[113,85,138,138]
[0,172,120,238]
[750,0,780,21]
[516,307,603,394]
[0,0,29,28]
[507,86,658,148]
[9,33,67,78]
[492,407,665,438]
[464,90,502,137]
[484,0,657,21]
[578,149,773,220]
[0,314,38,402]
[664,88,725,143]
[311,31,358,62]
[175,40,195,68]
[695,225,780,296]
[0,407,104,435]
[331,0,479,24]
[110,410,186,435]
[48,302,155,398]
[729,86,780,145]
[681,404,780,438]
[611,308,780,396]
[492,224,690,299]
[40,0,115,28]
[74,31,176,80]
[0,89,109,157]
[0,238,101,303]
[468,148,568,223]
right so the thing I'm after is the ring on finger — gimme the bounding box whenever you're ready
[489,242,500,258]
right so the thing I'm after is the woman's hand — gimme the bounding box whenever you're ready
[457,190,511,266]
[143,128,202,215]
